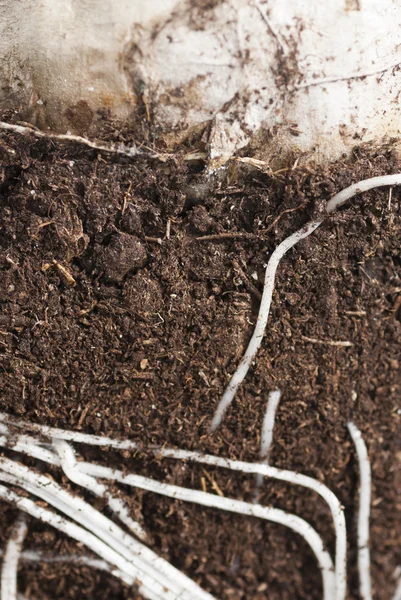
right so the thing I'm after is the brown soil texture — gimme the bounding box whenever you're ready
[0,124,400,599]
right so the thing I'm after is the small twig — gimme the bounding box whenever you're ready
[359,267,374,282]
[253,0,287,56]
[264,202,307,234]
[131,372,154,380]
[295,60,401,91]
[232,259,262,300]
[196,203,306,243]
[144,236,163,245]
[166,219,171,240]
[122,182,132,215]
[302,336,353,347]
[35,220,54,230]
[201,468,224,497]
[234,156,272,172]
[53,261,76,286]
[196,231,257,242]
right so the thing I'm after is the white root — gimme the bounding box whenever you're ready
[0,484,153,593]
[1,514,28,600]
[0,459,214,600]
[209,220,321,432]
[0,175,398,600]
[0,430,336,599]
[393,567,401,600]
[79,461,344,599]
[0,416,137,450]
[210,174,401,432]
[14,551,139,590]
[259,390,282,462]
[348,421,372,600]
[53,440,148,542]
[0,548,120,575]
[0,418,346,600]
[76,461,336,600]
[255,389,282,490]
[325,175,401,213]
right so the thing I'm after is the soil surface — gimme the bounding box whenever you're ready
[0,120,400,600]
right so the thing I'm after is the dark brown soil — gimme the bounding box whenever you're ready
[0,121,400,600]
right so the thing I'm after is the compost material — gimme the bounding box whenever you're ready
[0,123,400,599]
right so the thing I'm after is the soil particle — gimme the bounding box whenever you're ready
[0,124,400,599]
[120,203,143,236]
[188,205,216,233]
[93,232,148,282]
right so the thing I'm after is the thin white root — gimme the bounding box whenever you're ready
[0,549,117,574]
[209,220,321,432]
[325,175,401,213]
[301,336,352,347]
[77,461,336,600]
[0,432,335,599]
[0,121,169,162]
[53,440,148,542]
[0,417,346,600]
[0,484,147,592]
[0,458,214,600]
[0,549,159,591]
[140,445,347,599]
[393,567,401,600]
[260,389,282,461]
[255,389,282,490]
[348,421,372,600]
[210,174,401,432]
[1,514,28,600]
[0,416,138,450]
